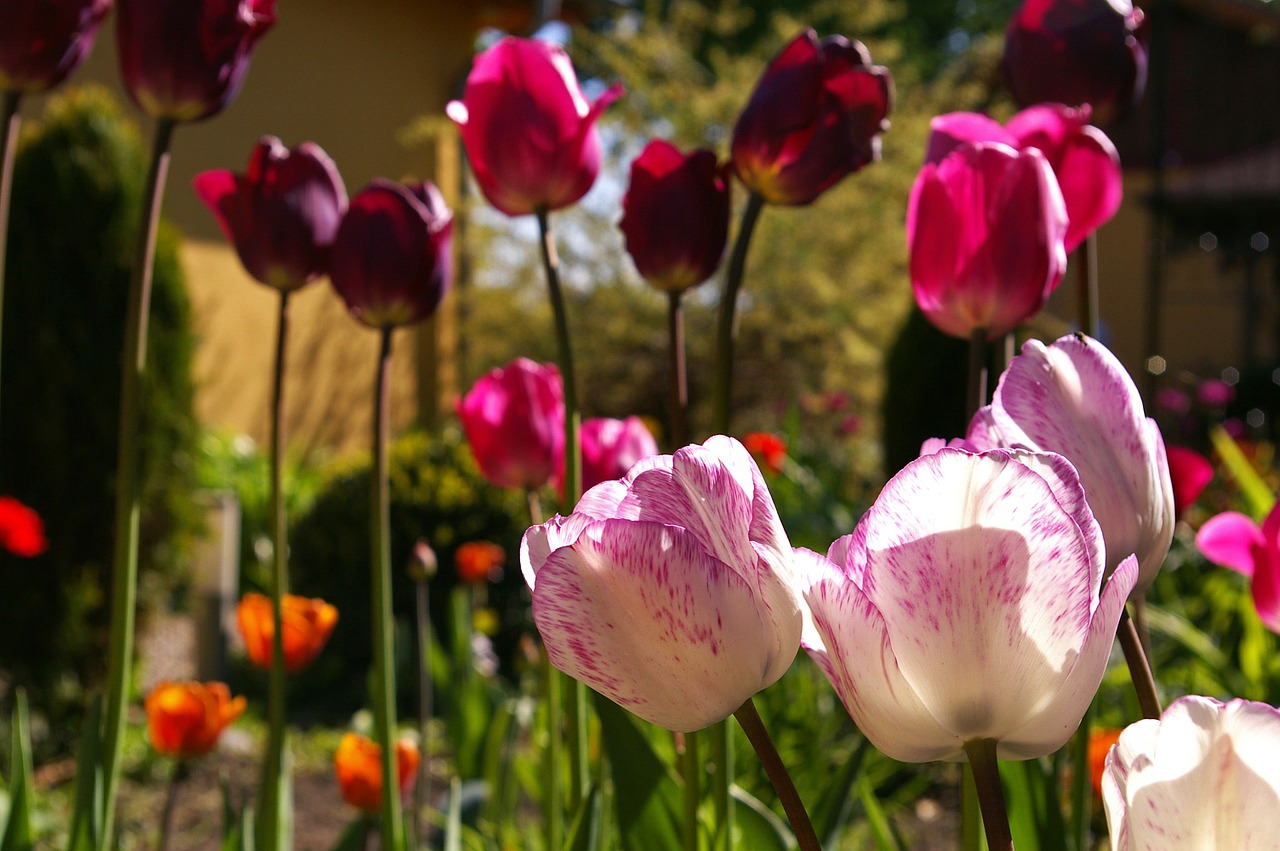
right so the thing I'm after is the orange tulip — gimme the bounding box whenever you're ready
[333,732,420,813]
[236,592,338,673]
[455,541,505,585]
[145,681,245,760]
[1088,727,1123,797]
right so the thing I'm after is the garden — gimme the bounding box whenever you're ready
[0,0,1278,849]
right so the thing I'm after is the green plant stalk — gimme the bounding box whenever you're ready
[0,90,20,432]
[101,115,176,850]
[258,289,293,851]
[1070,700,1094,851]
[967,327,988,422]
[411,570,433,850]
[960,764,983,851]
[681,730,700,851]
[710,720,733,851]
[545,657,565,851]
[963,738,1012,851]
[668,290,688,447]
[1118,606,1162,720]
[155,761,187,851]
[733,697,820,851]
[371,327,405,849]
[535,206,587,812]
[712,191,766,435]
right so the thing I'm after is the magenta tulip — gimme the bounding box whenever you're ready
[1196,503,1280,633]
[194,137,347,291]
[732,30,891,206]
[329,180,452,329]
[116,0,276,123]
[521,436,804,732]
[1165,444,1213,520]
[457,359,564,492]
[1003,0,1146,126]
[577,416,659,493]
[803,448,1138,762]
[620,140,730,293]
[908,142,1067,341]
[446,37,623,217]
[927,105,1122,253]
[0,0,111,94]
[968,334,1175,593]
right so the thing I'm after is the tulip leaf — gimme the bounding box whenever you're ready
[218,783,254,851]
[857,774,904,851]
[1208,425,1275,520]
[810,735,871,845]
[1143,603,1251,697]
[1001,756,1067,851]
[592,694,682,851]
[445,776,462,851]
[329,816,372,851]
[65,696,103,851]
[0,691,34,851]
[563,781,603,851]
[729,785,794,850]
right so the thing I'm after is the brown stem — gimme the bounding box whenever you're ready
[712,192,766,435]
[733,697,820,851]
[667,290,688,448]
[1118,606,1162,719]
[0,90,21,432]
[963,738,1013,851]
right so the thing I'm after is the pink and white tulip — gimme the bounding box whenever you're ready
[968,334,1174,593]
[1196,503,1280,634]
[803,448,1137,762]
[521,436,804,732]
[1102,696,1280,850]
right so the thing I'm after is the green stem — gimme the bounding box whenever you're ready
[545,656,565,851]
[711,720,733,851]
[681,730,700,851]
[0,90,20,433]
[963,738,1013,851]
[712,192,766,435]
[101,116,175,850]
[960,764,983,851]
[733,697,820,851]
[1118,606,1162,720]
[155,760,186,851]
[1075,233,1099,339]
[667,290,688,447]
[411,566,433,850]
[258,288,292,851]
[1069,700,1094,851]
[371,327,404,849]
[967,327,988,422]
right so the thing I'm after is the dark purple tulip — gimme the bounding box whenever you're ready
[620,140,730,293]
[194,137,347,291]
[117,0,276,123]
[0,0,111,94]
[1003,0,1146,126]
[329,180,453,329]
[732,30,892,206]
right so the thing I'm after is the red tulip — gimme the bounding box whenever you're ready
[927,105,1121,254]
[731,30,892,206]
[457,358,564,492]
[620,141,730,292]
[743,432,787,475]
[455,541,505,585]
[333,732,419,813]
[1165,445,1213,520]
[1003,0,1146,126]
[145,681,245,760]
[446,37,623,217]
[194,137,347,291]
[908,142,1067,341]
[0,0,111,94]
[116,0,276,123]
[329,180,452,329]
[578,416,659,492]
[0,496,46,558]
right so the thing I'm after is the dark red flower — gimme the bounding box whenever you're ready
[0,497,47,558]
[0,0,111,94]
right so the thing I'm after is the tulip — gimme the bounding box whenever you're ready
[116,0,276,123]
[521,435,804,732]
[927,105,1122,253]
[446,36,623,217]
[969,334,1175,593]
[577,416,659,492]
[333,732,420,813]
[1196,502,1280,633]
[0,0,111,94]
[908,142,1068,341]
[0,496,47,557]
[743,431,786,475]
[145,681,246,760]
[732,30,892,206]
[1003,0,1146,127]
[194,137,347,291]
[455,541,505,585]
[457,358,564,492]
[236,592,338,673]
[619,140,730,292]
[329,179,452,329]
[1165,444,1213,519]
[803,447,1138,762]
[1102,696,1280,849]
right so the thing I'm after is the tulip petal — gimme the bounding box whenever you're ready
[924,112,1016,165]
[1196,511,1262,578]
[532,519,781,732]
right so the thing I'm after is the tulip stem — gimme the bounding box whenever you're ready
[1075,233,1099,339]
[733,697,820,851]
[1069,699,1094,851]
[963,738,1013,851]
[371,327,405,850]
[0,90,20,434]
[713,191,767,435]
[681,730,700,851]
[412,570,433,851]
[258,288,293,851]
[710,719,733,851]
[1119,606,1162,719]
[155,760,187,851]
[967,327,988,421]
[101,115,175,851]
[668,291,688,447]
[535,206,588,813]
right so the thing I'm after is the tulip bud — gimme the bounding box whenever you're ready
[446,36,623,217]
[1003,0,1146,126]
[457,358,565,492]
[620,141,730,293]
[0,0,111,94]
[407,538,438,582]
[732,30,892,206]
[116,0,276,123]
[194,137,347,291]
[329,179,453,329]
[1165,444,1212,520]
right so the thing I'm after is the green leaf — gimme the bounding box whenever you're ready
[329,816,372,851]
[445,777,462,851]
[218,788,254,851]
[65,696,103,851]
[810,735,871,846]
[729,785,793,850]
[1209,425,1275,520]
[592,694,682,851]
[563,782,603,851]
[858,774,904,851]
[1002,757,1067,851]
[1,691,35,851]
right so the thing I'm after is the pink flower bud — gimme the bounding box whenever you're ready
[457,359,565,492]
